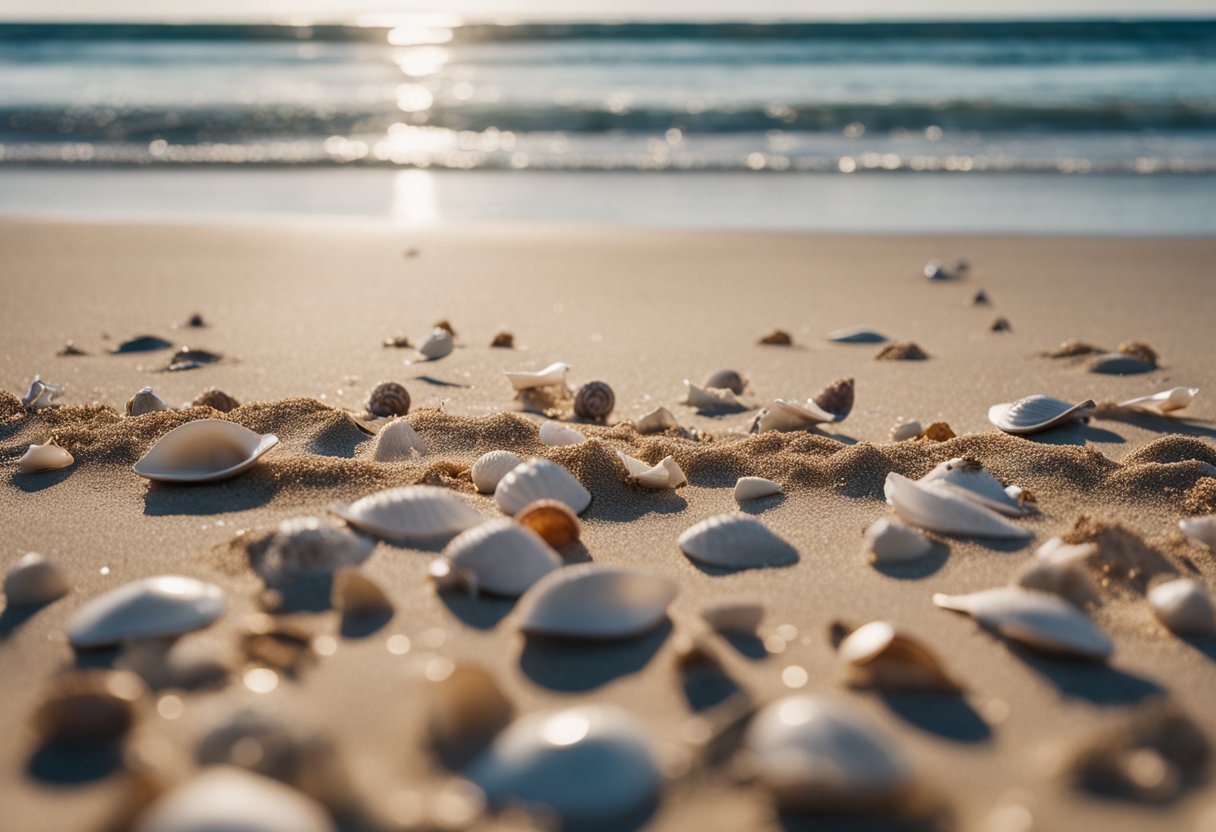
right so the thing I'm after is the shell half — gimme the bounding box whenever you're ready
[863,517,933,563]
[884,473,1032,540]
[517,565,676,639]
[18,441,74,474]
[933,586,1113,660]
[734,476,782,503]
[67,575,226,649]
[678,514,798,569]
[22,377,63,410]
[634,407,678,434]
[918,457,1030,517]
[472,450,524,493]
[372,418,427,461]
[494,458,591,516]
[616,451,686,489]
[133,419,278,483]
[988,395,1095,435]
[683,382,742,411]
[330,486,482,542]
[754,399,838,433]
[418,328,454,360]
[539,420,586,447]
[437,519,562,598]
[504,362,570,391]
[1120,387,1199,413]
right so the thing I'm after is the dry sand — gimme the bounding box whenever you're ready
[2,218,1216,831]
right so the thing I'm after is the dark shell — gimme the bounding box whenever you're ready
[434,319,456,336]
[812,377,855,419]
[517,499,580,547]
[703,369,746,395]
[382,335,412,349]
[1117,340,1159,367]
[167,347,222,371]
[112,335,172,354]
[971,290,990,306]
[368,381,410,418]
[57,340,87,357]
[490,332,514,349]
[991,317,1012,333]
[573,381,615,420]
[187,313,206,328]
[875,342,929,361]
[34,670,146,745]
[758,330,792,346]
[193,388,240,413]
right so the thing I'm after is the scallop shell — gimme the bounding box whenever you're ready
[573,381,615,420]
[700,601,764,634]
[863,517,933,563]
[372,417,427,461]
[933,586,1114,660]
[21,377,62,410]
[517,565,676,639]
[516,499,580,547]
[734,476,782,503]
[684,381,742,411]
[504,361,570,391]
[617,451,686,489]
[34,669,146,745]
[753,399,838,433]
[258,516,376,583]
[367,381,410,418]
[1120,387,1198,413]
[837,621,959,691]
[919,457,1029,517]
[126,386,168,417]
[331,486,482,542]
[494,458,591,516]
[1179,515,1216,550]
[193,388,240,412]
[890,420,923,442]
[17,441,74,474]
[134,767,335,832]
[1088,353,1155,375]
[827,326,888,344]
[988,395,1095,435]
[745,695,914,810]
[678,514,798,569]
[331,567,393,616]
[1148,578,1216,635]
[418,327,455,360]
[4,552,71,605]
[466,705,662,824]
[436,519,562,598]
[703,369,747,394]
[884,473,1032,539]
[635,406,678,434]
[67,575,227,649]
[539,420,586,446]
[471,450,524,493]
[133,419,279,483]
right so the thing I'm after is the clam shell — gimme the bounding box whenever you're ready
[67,575,226,649]
[34,669,146,745]
[17,441,74,474]
[1120,387,1199,413]
[331,486,482,542]
[494,458,591,516]
[372,417,427,461]
[192,388,240,413]
[437,519,562,598]
[504,361,570,391]
[418,327,454,360]
[678,514,798,569]
[863,517,933,563]
[988,395,1095,435]
[516,499,580,547]
[517,565,676,639]
[703,369,747,394]
[1148,578,1216,635]
[133,419,279,483]
[635,406,678,434]
[754,399,838,433]
[258,516,376,583]
[684,381,741,411]
[890,420,923,442]
[828,326,888,344]
[21,377,62,410]
[919,457,1029,517]
[467,705,662,824]
[471,450,524,494]
[734,476,782,503]
[126,386,168,417]
[331,567,393,616]
[933,586,1113,659]
[700,601,764,634]
[4,552,71,605]
[617,451,686,489]
[837,621,959,691]
[884,473,1032,540]
[1088,352,1154,375]
[134,767,334,832]
[539,420,586,447]
[1179,515,1216,550]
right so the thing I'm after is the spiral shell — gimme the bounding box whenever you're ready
[368,381,410,418]
[573,381,615,421]
[193,388,241,413]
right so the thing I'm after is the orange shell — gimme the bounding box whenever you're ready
[516,499,580,547]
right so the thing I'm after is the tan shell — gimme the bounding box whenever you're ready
[812,377,854,420]
[17,441,74,474]
[836,621,959,691]
[573,381,615,421]
[921,422,956,441]
[490,331,514,348]
[193,388,240,413]
[34,669,147,745]
[516,499,581,547]
[875,342,928,361]
[4,552,71,605]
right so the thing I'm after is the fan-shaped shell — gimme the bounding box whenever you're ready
[734,476,782,503]
[863,517,933,563]
[754,399,837,433]
[331,486,481,541]
[21,377,62,410]
[67,575,226,649]
[884,473,1032,540]
[812,377,855,420]
[1120,387,1198,413]
[574,381,615,420]
[828,326,888,344]
[126,386,168,417]
[703,369,747,394]
[134,767,334,832]
[494,458,591,516]
[1148,578,1216,635]
[635,406,678,434]
[17,441,74,474]
[517,565,676,639]
[1179,516,1216,550]
[933,586,1113,660]
[700,601,764,633]
[4,552,71,605]
[372,417,427,461]
[504,362,570,391]
[617,451,686,489]
[919,457,1029,517]
[258,516,376,583]
[133,419,279,483]
[684,381,741,411]
[988,395,1095,435]
[418,327,454,360]
[437,519,562,598]
[539,420,586,446]
[471,450,524,493]
[678,514,798,569]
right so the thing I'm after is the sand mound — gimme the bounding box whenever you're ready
[1122,436,1216,468]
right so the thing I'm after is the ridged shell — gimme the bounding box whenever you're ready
[418,327,455,360]
[372,417,427,461]
[884,473,1032,540]
[331,486,482,541]
[539,420,586,446]
[132,419,279,483]
[4,552,71,605]
[504,362,570,391]
[684,382,741,411]
[1148,578,1216,635]
[573,381,615,420]
[494,458,591,516]
[1088,353,1155,375]
[700,601,764,633]
[437,519,562,598]
[812,377,855,420]
[827,326,888,344]
[331,567,393,616]
[517,565,676,639]
[988,395,1095,435]
[919,457,1029,517]
[471,450,524,493]
[863,517,933,563]
[837,621,959,691]
[17,441,74,474]
[67,575,227,649]
[134,767,334,832]
[1120,387,1199,413]
[259,516,376,583]
[617,451,686,489]
[1179,516,1216,550]
[933,586,1113,660]
[754,399,837,433]
[367,381,410,418]
[635,406,678,434]
[703,369,747,394]
[678,514,798,569]
[734,476,782,503]
[126,386,168,417]
[22,377,62,410]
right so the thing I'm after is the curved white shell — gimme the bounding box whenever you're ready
[919,457,1029,517]
[133,419,279,483]
[745,695,914,810]
[988,395,1095,435]
[755,399,838,433]
[418,327,454,360]
[4,552,71,605]
[372,417,427,461]
[467,705,662,824]
[700,601,764,633]
[67,575,226,648]
[517,565,676,639]
[1148,578,1216,635]
[504,362,570,391]
[884,473,1032,540]
[1179,516,1216,550]
[1088,352,1154,375]
[827,326,888,344]
[635,406,678,434]
[438,519,562,598]
[684,382,740,410]
[331,486,482,541]
[259,516,376,583]
[617,451,686,489]
[1120,387,1199,413]
[17,441,74,474]
[539,420,585,447]
[494,458,591,516]
[864,517,933,563]
[126,386,168,417]
[933,586,1113,659]
[678,514,798,569]
[734,476,782,503]
[472,450,524,494]
[134,767,334,832]
[890,421,923,442]
[21,377,63,410]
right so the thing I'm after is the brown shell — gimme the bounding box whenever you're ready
[490,331,514,348]
[921,422,956,442]
[758,329,792,346]
[991,317,1012,332]
[812,377,854,420]
[875,341,929,361]
[1046,339,1103,358]
[971,290,990,306]
[193,388,240,413]
[368,381,410,418]
[573,381,615,421]
[1117,340,1158,367]
[703,369,746,395]
[516,499,580,547]
[57,340,87,357]
[433,319,457,336]
[34,670,147,745]
[187,313,206,327]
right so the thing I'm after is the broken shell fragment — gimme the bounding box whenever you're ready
[921,421,956,441]
[471,450,524,494]
[539,420,586,447]
[884,473,1032,540]
[126,386,168,417]
[133,767,335,832]
[684,381,742,411]
[1148,578,1216,635]
[703,369,747,395]
[863,517,933,563]
[617,451,687,489]
[494,458,591,516]
[331,486,481,542]
[258,516,376,584]
[372,417,427,461]
[418,327,455,360]
[1179,516,1216,551]
[34,669,147,745]
[133,419,279,483]
[700,601,764,634]
[367,381,410,418]
[988,395,1095,435]
[517,565,676,639]
[919,457,1030,517]
[22,377,63,410]
[4,552,71,605]
[890,420,923,442]
[1120,387,1199,414]
[437,519,561,598]
[516,499,581,547]
[836,621,959,691]
[17,441,74,474]
[678,514,798,569]
[827,326,888,344]
[67,575,227,649]
[504,362,570,391]
[933,586,1113,660]
[573,381,615,421]
[331,567,393,617]
[753,399,838,433]
[734,476,782,504]
[635,406,678,434]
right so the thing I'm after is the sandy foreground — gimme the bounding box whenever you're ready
[2,218,1216,832]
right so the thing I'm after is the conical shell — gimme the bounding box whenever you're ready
[517,565,676,639]
[134,767,334,832]
[616,451,686,489]
[331,486,481,542]
[827,326,888,344]
[22,377,62,410]
[635,406,678,434]
[1120,387,1199,413]
[734,476,782,503]
[258,516,376,583]
[437,519,562,598]
[919,457,1029,517]
[17,441,74,474]
[331,567,393,616]
[539,420,585,447]
[471,450,524,493]
[504,362,569,391]
[372,417,427,461]
[933,586,1113,660]
[126,386,168,417]
[67,575,227,649]
[863,517,933,563]
[4,552,71,605]
[837,621,959,691]
[1148,578,1216,635]
[684,382,741,411]
[133,419,279,483]
[678,514,798,569]
[1179,515,1216,550]
[988,395,1095,435]
[494,458,591,516]
[700,601,764,634]
[418,327,454,360]
[754,398,837,433]
[884,473,1032,540]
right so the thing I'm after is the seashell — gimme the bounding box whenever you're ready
[812,376,854,420]
[734,476,782,503]
[133,419,279,483]
[616,451,686,489]
[331,486,481,542]
[758,329,792,345]
[471,450,524,493]
[863,517,933,563]
[134,767,335,832]
[1117,340,1158,365]
[678,514,798,569]
[467,705,662,824]
[516,499,580,547]
[923,259,951,280]
[435,519,561,598]
[126,386,168,417]
[574,381,615,421]
[837,621,959,691]
[933,586,1113,659]
[112,335,172,353]
[367,381,410,418]
[187,312,206,327]
[167,347,222,371]
[890,420,922,442]
[972,290,990,305]
[954,258,970,275]
[703,369,747,394]
[827,326,888,344]
[434,319,456,335]
[34,669,147,745]
[991,317,1012,332]
[539,419,586,446]
[418,327,455,360]
[746,694,914,810]
[192,388,240,412]
[258,516,375,584]
[330,566,393,616]
[875,342,929,360]
[1179,516,1216,550]
[988,394,1095,435]
[753,398,837,433]
[918,457,1029,517]
[427,663,513,762]
[1148,578,1216,635]
[494,458,591,516]
[1088,352,1155,375]
[884,473,1032,540]
[1016,537,1100,607]
[383,335,411,348]
[21,377,63,410]
[517,565,676,639]
[490,331,514,348]
[635,406,678,434]
[372,417,427,461]
[921,421,956,441]
[505,361,570,391]
[17,440,74,473]
[67,575,227,649]
[4,552,71,605]
[700,601,764,634]
[684,381,741,411]
[1120,387,1198,413]
[58,340,87,356]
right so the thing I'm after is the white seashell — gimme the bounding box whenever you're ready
[683,381,741,410]
[21,377,63,410]
[703,369,747,394]
[539,420,585,447]
[700,601,764,634]
[4,552,71,605]
[517,565,676,639]
[616,451,686,489]
[418,327,454,360]
[988,395,1095,435]
[372,417,427,461]
[258,516,376,583]
[933,586,1113,659]
[1179,516,1216,550]
[67,575,226,649]
[890,420,923,442]
[1088,352,1154,375]
[1120,387,1199,413]
[746,695,914,810]
[678,514,798,569]
[331,567,393,616]
[436,519,562,598]
[504,362,570,391]
[467,705,662,824]
[494,458,591,516]
[635,406,678,434]
[863,517,933,563]
[472,450,524,494]
[133,767,334,832]
[132,419,279,483]
[331,486,482,542]
[126,386,168,417]
[734,476,782,504]
[884,473,1031,540]
[754,399,838,433]
[17,441,74,474]
[1148,578,1216,635]
[827,326,888,344]
[919,457,1029,517]
[836,621,958,691]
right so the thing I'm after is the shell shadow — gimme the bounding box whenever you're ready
[778,810,947,832]
[1028,423,1125,447]
[1011,649,1164,706]
[11,467,76,493]
[518,621,672,692]
[682,665,744,713]
[339,610,394,639]
[585,492,689,524]
[719,632,768,660]
[27,741,125,784]
[437,589,515,631]
[1096,409,1216,441]
[142,472,279,516]
[556,540,593,565]
[1178,634,1216,664]
[737,494,787,515]
[412,375,470,389]
[687,548,800,576]
[872,543,950,580]
[0,601,50,640]
[876,692,993,744]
